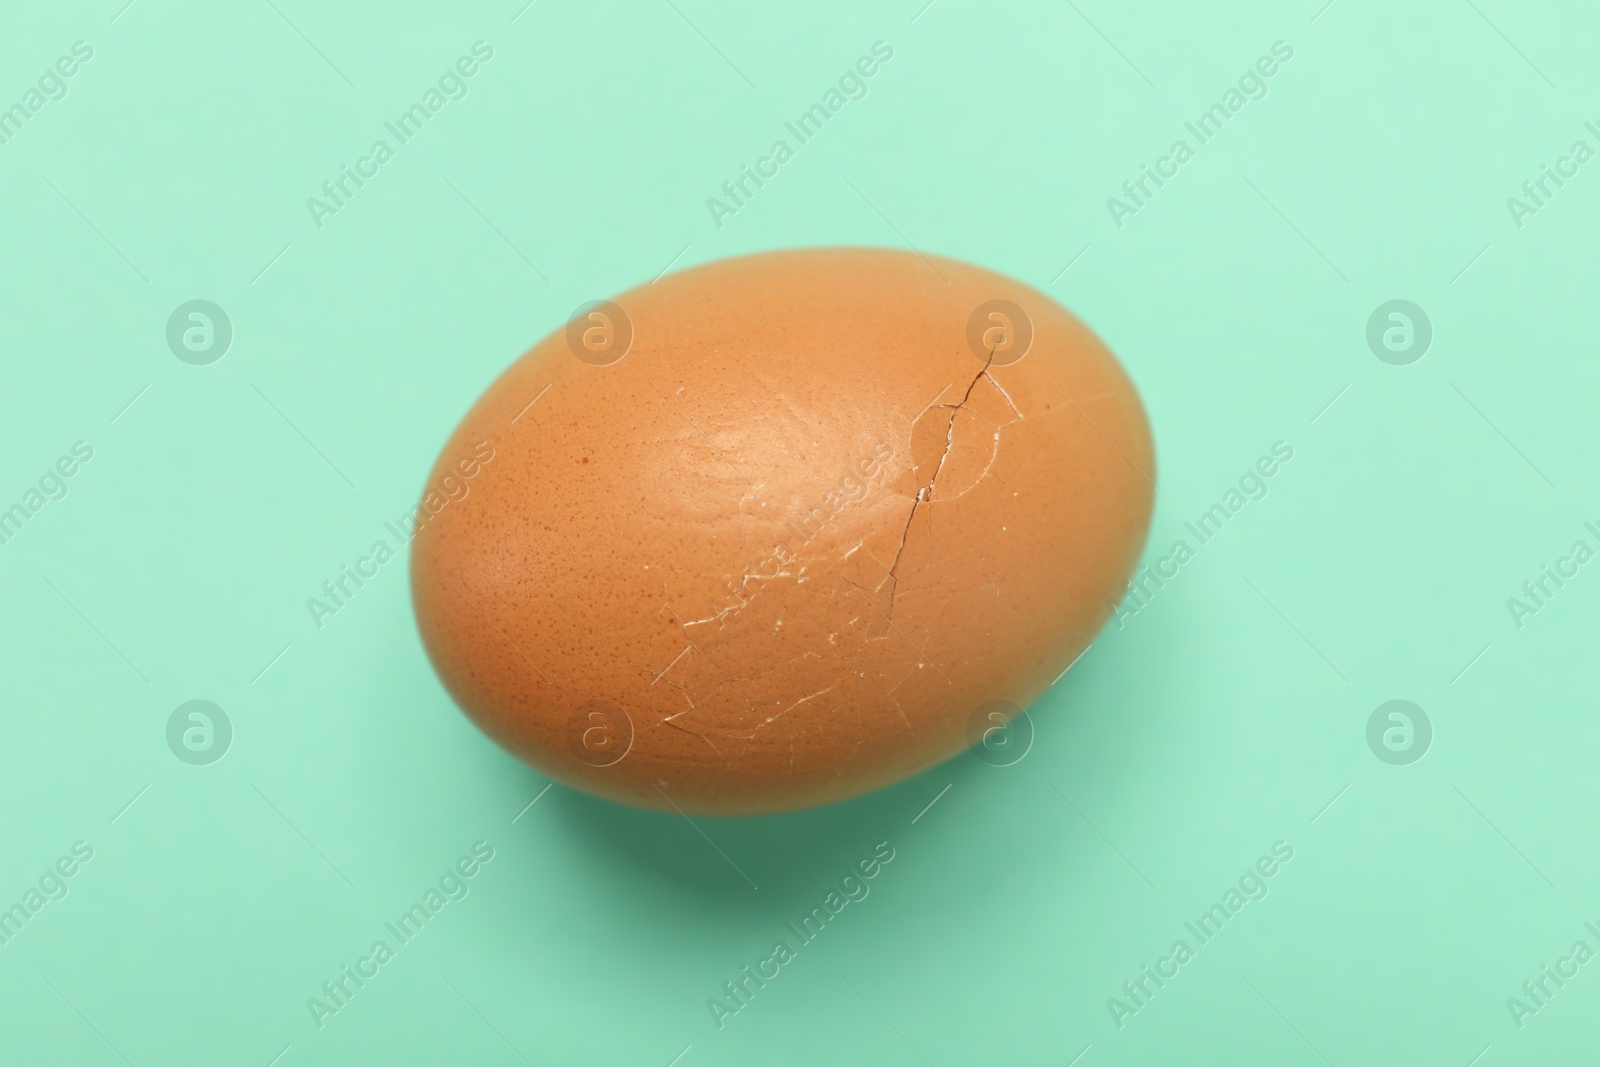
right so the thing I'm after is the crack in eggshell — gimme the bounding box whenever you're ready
[656,363,1030,764]
[875,366,1029,623]
[879,360,991,616]
[923,375,1026,507]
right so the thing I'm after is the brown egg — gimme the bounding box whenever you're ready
[410,247,1154,815]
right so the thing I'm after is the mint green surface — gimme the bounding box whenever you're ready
[2,1,1597,1064]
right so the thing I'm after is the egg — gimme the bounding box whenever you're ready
[411,247,1154,815]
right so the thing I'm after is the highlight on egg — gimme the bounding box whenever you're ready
[410,247,1155,815]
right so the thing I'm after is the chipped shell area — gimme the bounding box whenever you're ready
[410,247,1154,815]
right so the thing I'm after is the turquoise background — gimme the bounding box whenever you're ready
[2,0,1597,1063]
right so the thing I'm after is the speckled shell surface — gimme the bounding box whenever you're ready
[410,247,1154,815]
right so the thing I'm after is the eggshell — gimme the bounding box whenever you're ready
[411,247,1154,815]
